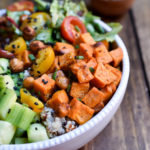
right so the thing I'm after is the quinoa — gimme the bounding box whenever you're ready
[40,107,78,138]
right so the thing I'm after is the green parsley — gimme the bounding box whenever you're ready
[67,83,71,93]
[77,98,81,101]
[29,54,36,61]
[52,69,57,80]
[89,67,95,73]
[74,25,80,32]
[75,45,79,49]
[75,56,84,60]
[38,91,41,96]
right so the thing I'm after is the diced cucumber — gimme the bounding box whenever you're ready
[15,138,28,144]
[0,120,16,144]
[15,128,26,137]
[6,103,36,130]
[0,75,14,90]
[0,58,9,74]
[0,88,17,120]
[27,123,49,143]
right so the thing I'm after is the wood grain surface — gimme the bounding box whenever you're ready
[1,0,150,150]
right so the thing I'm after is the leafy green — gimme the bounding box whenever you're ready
[35,29,53,43]
[7,10,31,24]
[92,23,123,42]
[35,0,50,11]
[12,25,22,36]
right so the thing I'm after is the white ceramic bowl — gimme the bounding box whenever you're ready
[0,19,130,150]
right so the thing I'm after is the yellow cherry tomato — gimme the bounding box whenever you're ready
[31,46,55,77]
[21,12,51,33]
[20,88,44,113]
[5,37,27,55]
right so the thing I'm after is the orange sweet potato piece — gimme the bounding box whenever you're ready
[87,58,97,69]
[77,67,94,83]
[47,90,69,117]
[94,101,104,113]
[96,51,113,64]
[79,43,94,59]
[59,52,75,70]
[70,82,90,99]
[76,33,96,45]
[54,42,75,54]
[91,63,117,88]
[109,47,123,67]
[82,87,105,108]
[33,74,55,101]
[101,40,109,50]
[68,98,94,124]
[70,60,87,74]
[105,64,122,86]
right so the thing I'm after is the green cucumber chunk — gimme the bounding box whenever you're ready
[0,120,16,144]
[6,103,36,130]
[0,58,9,74]
[0,88,17,120]
[27,123,49,143]
[0,75,14,90]
[15,138,28,144]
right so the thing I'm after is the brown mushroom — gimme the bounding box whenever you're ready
[22,26,36,41]
[10,58,24,73]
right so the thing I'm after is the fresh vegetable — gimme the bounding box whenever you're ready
[31,47,55,77]
[20,88,44,113]
[27,123,49,143]
[0,58,9,74]
[61,16,87,43]
[0,121,16,144]
[5,37,27,55]
[0,88,17,120]
[15,138,28,144]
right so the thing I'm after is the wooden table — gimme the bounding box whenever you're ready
[1,0,150,150]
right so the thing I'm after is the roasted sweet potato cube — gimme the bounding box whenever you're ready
[96,51,113,64]
[68,98,94,124]
[58,52,75,70]
[33,74,55,101]
[82,87,105,108]
[94,101,104,113]
[105,64,122,86]
[70,82,90,99]
[76,33,96,45]
[54,42,75,54]
[77,67,94,83]
[79,43,94,59]
[70,60,87,74]
[109,47,123,67]
[91,63,116,88]
[87,58,97,69]
[47,90,69,117]
[101,40,109,50]
[101,83,116,104]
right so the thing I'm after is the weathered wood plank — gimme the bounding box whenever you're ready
[132,0,150,88]
[80,11,150,150]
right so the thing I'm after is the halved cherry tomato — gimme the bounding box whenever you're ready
[7,1,34,12]
[61,16,87,43]
[0,49,15,59]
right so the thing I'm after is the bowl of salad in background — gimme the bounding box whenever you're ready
[0,0,129,150]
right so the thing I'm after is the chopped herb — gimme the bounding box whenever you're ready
[38,91,41,96]
[52,69,57,80]
[77,98,81,101]
[75,56,84,60]
[67,83,71,93]
[74,25,80,32]
[89,67,95,73]
[75,45,79,49]
[29,54,36,61]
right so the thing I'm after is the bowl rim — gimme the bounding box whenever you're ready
[1,19,130,150]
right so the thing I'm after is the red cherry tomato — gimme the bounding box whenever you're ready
[61,16,87,43]
[7,1,34,12]
[0,49,15,59]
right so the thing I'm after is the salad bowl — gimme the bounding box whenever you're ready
[1,18,130,150]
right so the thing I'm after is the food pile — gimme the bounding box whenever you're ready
[0,0,123,145]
